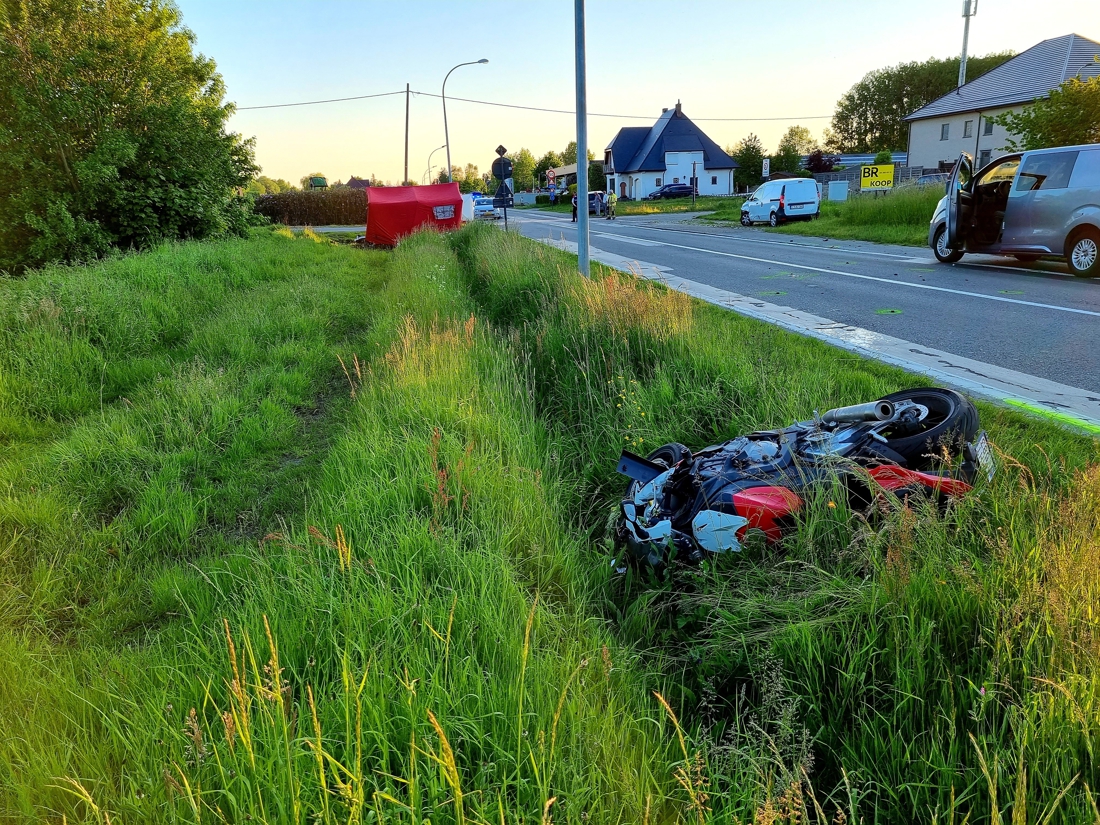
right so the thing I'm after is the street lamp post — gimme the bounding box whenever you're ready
[425,144,446,184]
[443,59,488,183]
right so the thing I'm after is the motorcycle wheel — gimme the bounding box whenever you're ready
[877,387,979,469]
[625,442,692,496]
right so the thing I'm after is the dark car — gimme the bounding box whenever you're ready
[646,183,695,200]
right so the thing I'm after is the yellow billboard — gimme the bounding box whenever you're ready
[860,164,895,190]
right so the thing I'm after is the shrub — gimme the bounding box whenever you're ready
[0,0,257,273]
[253,189,367,226]
[535,194,551,205]
[873,150,894,165]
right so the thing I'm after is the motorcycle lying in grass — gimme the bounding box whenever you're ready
[614,387,995,569]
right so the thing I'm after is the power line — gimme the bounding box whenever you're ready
[411,90,831,121]
[235,87,831,121]
[236,90,406,110]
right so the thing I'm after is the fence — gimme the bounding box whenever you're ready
[254,189,367,226]
[811,165,932,189]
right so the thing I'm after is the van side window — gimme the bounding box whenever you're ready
[1068,150,1100,189]
[1015,151,1079,192]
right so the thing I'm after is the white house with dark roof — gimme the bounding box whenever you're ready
[905,33,1100,170]
[604,102,738,199]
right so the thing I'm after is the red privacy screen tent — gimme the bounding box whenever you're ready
[365,183,463,246]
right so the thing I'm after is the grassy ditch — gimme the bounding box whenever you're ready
[699,186,943,246]
[453,223,1100,823]
[0,229,685,823]
[3,224,1099,823]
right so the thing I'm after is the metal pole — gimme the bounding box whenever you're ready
[958,0,974,87]
[404,83,410,185]
[442,59,488,184]
[692,160,697,207]
[574,0,589,277]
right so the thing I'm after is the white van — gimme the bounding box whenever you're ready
[741,178,821,226]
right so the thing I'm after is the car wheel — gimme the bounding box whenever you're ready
[740,212,752,227]
[932,225,964,263]
[877,387,979,470]
[1013,254,1041,262]
[769,212,779,227]
[1066,228,1100,277]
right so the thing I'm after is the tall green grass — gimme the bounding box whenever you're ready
[0,230,687,823]
[452,222,1100,822]
[3,224,1098,823]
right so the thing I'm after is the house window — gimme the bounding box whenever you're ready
[979,149,991,168]
[655,178,662,186]
[963,120,973,138]
[711,175,718,185]
[983,120,994,136]
[940,123,950,140]
[673,177,679,183]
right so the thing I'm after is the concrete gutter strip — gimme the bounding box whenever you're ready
[538,237,1100,433]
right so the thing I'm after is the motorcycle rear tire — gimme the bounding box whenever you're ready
[625,442,692,496]
[878,387,978,469]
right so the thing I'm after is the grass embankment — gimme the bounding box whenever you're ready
[1,230,677,823]
[534,194,737,216]
[701,186,944,246]
[3,224,1099,823]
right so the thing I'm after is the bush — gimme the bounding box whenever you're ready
[873,150,894,165]
[535,194,551,205]
[0,0,257,273]
[253,189,367,226]
[568,183,578,196]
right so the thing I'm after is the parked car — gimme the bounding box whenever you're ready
[740,178,821,226]
[472,197,501,221]
[929,145,1100,276]
[646,183,695,200]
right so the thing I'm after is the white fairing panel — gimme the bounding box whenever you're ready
[691,510,749,553]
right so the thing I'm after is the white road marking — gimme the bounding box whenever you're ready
[533,223,1100,318]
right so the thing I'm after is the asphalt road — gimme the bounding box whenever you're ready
[511,210,1100,394]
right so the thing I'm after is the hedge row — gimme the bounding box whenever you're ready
[253,189,366,226]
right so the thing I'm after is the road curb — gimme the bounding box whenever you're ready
[536,236,1100,435]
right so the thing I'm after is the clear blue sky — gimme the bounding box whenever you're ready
[176,0,1100,185]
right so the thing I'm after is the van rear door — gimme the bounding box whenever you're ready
[946,153,973,249]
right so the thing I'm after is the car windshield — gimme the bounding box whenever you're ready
[475,198,491,205]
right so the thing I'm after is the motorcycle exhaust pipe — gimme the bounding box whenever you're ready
[822,399,895,424]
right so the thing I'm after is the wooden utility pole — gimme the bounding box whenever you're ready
[404,83,410,185]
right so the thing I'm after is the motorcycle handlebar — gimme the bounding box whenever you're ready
[822,400,895,424]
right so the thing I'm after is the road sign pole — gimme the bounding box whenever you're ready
[574,0,590,277]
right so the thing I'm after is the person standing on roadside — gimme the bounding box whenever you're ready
[571,192,578,222]
[606,189,617,220]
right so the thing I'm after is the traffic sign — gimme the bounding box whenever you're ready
[762,158,771,178]
[547,169,556,182]
[495,145,508,157]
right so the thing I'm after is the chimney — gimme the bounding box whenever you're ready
[675,100,682,115]
[662,107,669,113]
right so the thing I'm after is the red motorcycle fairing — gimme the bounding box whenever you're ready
[730,486,803,542]
[867,465,973,497]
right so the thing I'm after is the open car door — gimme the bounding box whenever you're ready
[946,152,973,249]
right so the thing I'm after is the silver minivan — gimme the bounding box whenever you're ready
[741,178,821,226]
[929,144,1100,276]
